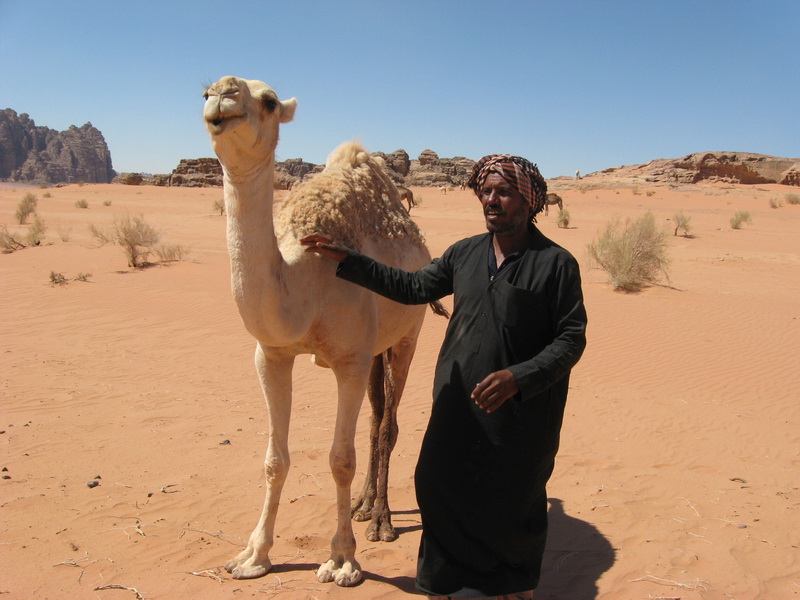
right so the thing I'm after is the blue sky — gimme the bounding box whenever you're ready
[2,1,797,178]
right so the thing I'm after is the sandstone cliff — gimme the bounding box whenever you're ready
[0,109,115,184]
[587,151,800,186]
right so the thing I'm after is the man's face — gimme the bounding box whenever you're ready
[479,173,531,235]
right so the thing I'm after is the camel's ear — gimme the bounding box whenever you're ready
[279,98,297,124]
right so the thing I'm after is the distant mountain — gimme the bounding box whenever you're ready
[0,109,115,184]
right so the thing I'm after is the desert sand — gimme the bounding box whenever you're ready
[1,180,798,599]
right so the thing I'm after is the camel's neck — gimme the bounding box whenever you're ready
[223,157,287,333]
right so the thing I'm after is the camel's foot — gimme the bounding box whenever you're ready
[350,494,374,522]
[317,558,363,587]
[366,516,397,542]
[224,547,272,580]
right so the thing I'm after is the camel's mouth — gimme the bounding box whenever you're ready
[205,113,244,134]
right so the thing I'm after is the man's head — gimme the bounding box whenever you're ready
[467,155,548,233]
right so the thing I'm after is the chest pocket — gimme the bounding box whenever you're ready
[491,279,546,328]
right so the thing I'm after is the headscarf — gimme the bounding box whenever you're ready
[467,154,548,222]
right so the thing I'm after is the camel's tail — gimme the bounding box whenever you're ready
[429,300,450,319]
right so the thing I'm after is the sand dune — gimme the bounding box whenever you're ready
[2,181,798,599]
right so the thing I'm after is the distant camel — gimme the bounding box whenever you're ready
[439,185,447,194]
[397,185,415,212]
[545,192,563,216]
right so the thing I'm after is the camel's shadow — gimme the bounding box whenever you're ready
[537,498,616,599]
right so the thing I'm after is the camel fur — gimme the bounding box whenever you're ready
[203,76,443,587]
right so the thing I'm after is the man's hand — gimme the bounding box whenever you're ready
[471,369,520,414]
[299,234,349,263]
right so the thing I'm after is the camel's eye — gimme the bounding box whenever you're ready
[202,92,209,100]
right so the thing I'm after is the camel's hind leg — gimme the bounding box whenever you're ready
[352,336,418,542]
[225,346,294,580]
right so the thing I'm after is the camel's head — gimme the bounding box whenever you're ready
[203,76,297,166]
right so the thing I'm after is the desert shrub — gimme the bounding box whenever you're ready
[74,272,92,282]
[730,210,752,229]
[646,191,656,197]
[103,200,112,207]
[43,192,52,199]
[154,243,190,262]
[672,211,692,236]
[49,271,68,285]
[58,224,72,242]
[1,225,25,252]
[556,208,570,229]
[75,199,89,209]
[785,193,800,205]
[212,198,225,215]
[15,193,38,224]
[768,197,783,209]
[25,215,47,245]
[586,211,670,292]
[90,213,161,267]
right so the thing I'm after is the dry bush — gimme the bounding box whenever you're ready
[587,211,670,292]
[75,199,89,209]
[49,271,68,285]
[90,214,161,268]
[212,198,225,215]
[1,225,25,252]
[784,193,799,205]
[15,193,38,224]
[58,224,72,242]
[155,243,190,262]
[25,215,47,246]
[730,210,752,229]
[769,197,783,209]
[556,208,570,229]
[672,211,692,236]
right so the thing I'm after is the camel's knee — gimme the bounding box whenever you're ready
[264,453,290,485]
[329,450,356,486]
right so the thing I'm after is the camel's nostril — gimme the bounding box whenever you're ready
[212,118,223,126]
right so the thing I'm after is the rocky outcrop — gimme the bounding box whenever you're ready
[0,109,115,184]
[406,150,474,187]
[152,158,222,187]
[586,151,800,186]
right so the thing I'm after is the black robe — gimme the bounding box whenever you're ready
[337,228,587,597]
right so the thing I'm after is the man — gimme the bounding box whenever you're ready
[301,155,587,599]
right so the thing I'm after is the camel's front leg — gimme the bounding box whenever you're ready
[225,346,294,580]
[317,358,370,587]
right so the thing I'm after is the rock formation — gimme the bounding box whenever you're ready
[586,151,800,186]
[0,109,115,184]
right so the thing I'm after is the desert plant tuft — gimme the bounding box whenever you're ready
[155,243,190,262]
[729,210,752,229]
[49,271,68,285]
[768,197,783,209]
[556,208,571,229]
[784,193,799,205]
[212,198,225,215]
[672,211,692,237]
[25,215,47,245]
[1,225,26,252]
[75,199,89,209]
[74,272,92,282]
[90,213,161,267]
[15,193,38,224]
[587,211,670,292]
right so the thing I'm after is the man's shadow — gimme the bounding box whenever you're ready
[537,498,616,599]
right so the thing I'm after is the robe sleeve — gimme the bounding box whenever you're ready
[335,248,454,304]
[507,254,587,400]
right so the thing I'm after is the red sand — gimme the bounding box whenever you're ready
[2,181,798,599]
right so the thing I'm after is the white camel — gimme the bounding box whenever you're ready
[203,76,444,587]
